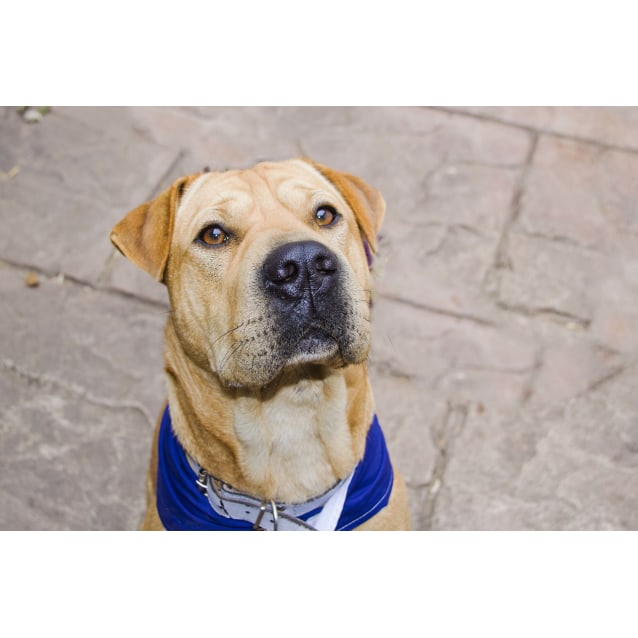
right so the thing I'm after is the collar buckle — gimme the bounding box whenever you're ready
[253,500,279,531]
[195,468,208,495]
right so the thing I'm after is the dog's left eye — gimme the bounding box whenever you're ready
[197,225,229,247]
[315,205,340,227]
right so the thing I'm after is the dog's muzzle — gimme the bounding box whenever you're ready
[261,240,344,353]
[262,240,339,308]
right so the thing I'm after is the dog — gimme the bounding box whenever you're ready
[110,158,411,530]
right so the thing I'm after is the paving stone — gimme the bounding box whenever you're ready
[0,107,177,282]
[0,263,168,529]
[371,296,536,408]
[377,219,501,317]
[496,232,604,321]
[449,106,638,151]
[530,340,624,406]
[0,366,149,530]
[518,136,638,248]
[367,368,445,528]
[590,273,638,354]
[434,364,638,529]
[0,263,166,421]
[105,252,170,306]
[419,163,521,232]
[130,106,303,171]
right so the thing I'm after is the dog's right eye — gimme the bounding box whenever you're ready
[197,225,230,247]
[314,205,340,227]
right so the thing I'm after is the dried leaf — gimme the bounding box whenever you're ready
[24,272,40,288]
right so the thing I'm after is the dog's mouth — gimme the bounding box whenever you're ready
[298,326,335,348]
[292,327,339,359]
[214,322,346,388]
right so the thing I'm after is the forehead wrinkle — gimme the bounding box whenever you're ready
[194,175,254,209]
[222,168,303,228]
[254,164,327,212]
[182,176,253,222]
[179,173,246,214]
[276,182,317,215]
[258,161,353,217]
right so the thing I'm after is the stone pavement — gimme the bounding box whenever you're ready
[1,106,637,530]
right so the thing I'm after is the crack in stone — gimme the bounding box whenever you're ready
[144,149,186,201]
[453,159,529,170]
[418,225,449,259]
[96,248,120,286]
[514,229,605,253]
[491,132,540,271]
[521,348,545,404]
[164,106,223,123]
[494,299,591,329]
[421,402,469,530]
[0,258,169,312]
[368,358,419,382]
[418,160,446,207]
[396,219,491,240]
[378,292,495,326]
[1,358,155,430]
[442,362,537,377]
[403,222,494,260]
[296,138,309,158]
[576,362,630,397]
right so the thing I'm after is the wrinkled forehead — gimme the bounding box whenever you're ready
[178,159,343,221]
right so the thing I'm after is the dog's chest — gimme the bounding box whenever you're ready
[232,375,358,502]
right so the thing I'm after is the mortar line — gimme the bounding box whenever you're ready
[579,361,632,396]
[377,292,495,327]
[421,402,469,530]
[426,106,638,155]
[1,357,155,429]
[145,148,187,200]
[492,130,540,270]
[520,347,545,404]
[0,257,169,312]
[494,299,591,329]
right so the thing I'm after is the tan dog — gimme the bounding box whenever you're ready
[111,158,410,530]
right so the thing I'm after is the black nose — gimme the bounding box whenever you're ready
[262,241,339,303]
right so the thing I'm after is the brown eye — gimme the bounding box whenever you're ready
[198,225,229,247]
[315,205,339,227]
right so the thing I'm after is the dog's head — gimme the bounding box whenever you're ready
[111,159,385,388]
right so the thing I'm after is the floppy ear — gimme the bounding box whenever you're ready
[110,173,201,282]
[305,159,386,253]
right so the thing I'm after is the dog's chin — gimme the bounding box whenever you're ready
[284,329,342,368]
[294,327,338,355]
[217,330,364,389]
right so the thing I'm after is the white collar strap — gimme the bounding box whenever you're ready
[188,456,354,531]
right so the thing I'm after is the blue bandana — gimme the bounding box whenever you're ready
[156,404,394,531]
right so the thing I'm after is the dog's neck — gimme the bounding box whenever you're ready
[163,321,374,503]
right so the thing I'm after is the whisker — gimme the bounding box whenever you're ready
[211,323,245,349]
[219,340,246,374]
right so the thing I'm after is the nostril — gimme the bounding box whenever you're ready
[315,254,337,275]
[275,261,298,283]
[264,258,299,285]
